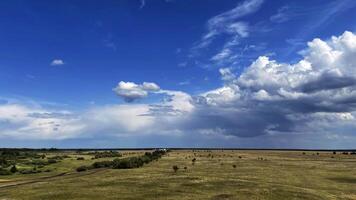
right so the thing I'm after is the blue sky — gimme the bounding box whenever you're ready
[1,0,356,148]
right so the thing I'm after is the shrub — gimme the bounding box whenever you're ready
[84,150,166,171]
[10,165,17,173]
[232,164,237,168]
[19,169,41,174]
[77,157,85,160]
[92,160,113,168]
[0,158,8,167]
[30,159,48,166]
[184,166,187,170]
[112,157,143,169]
[0,168,11,175]
[172,165,179,173]
[47,159,57,164]
[76,165,89,172]
[92,151,122,159]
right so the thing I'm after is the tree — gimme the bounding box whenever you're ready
[172,165,179,173]
[10,165,18,173]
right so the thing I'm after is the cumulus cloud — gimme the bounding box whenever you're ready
[124,31,356,139]
[0,104,83,140]
[2,31,356,147]
[191,31,356,137]
[50,59,65,66]
[105,31,356,140]
[112,81,160,102]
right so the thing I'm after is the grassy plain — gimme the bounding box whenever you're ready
[1,150,356,200]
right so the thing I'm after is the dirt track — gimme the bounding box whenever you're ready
[0,168,107,189]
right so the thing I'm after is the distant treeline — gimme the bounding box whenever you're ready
[76,150,167,172]
[88,151,122,159]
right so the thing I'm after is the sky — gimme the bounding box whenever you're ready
[1,0,356,148]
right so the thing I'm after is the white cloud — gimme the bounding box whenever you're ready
[270,6,291,23]
[112,81,160,102]
[178,80,190,86]
[219,68,236,82]
[0,103,83,140]
[84,104,154,134]
[195,0,263,49]
[2,31,356,147]
[142,82,160,91]
[139,0,145,9]
[211,49,232,62]
[50,59,65,66]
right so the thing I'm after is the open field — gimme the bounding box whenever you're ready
[1,149,356,200]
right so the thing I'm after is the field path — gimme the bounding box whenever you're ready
[0,168,107,190]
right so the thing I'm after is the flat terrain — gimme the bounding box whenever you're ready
[1,150,356,200]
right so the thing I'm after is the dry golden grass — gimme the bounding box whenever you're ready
[1,150,356,200]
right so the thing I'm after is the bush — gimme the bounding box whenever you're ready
[172,165,179,173]
[77,157,85,160]
[112,157,143,169]
[84,150,166,171]
[19,169,41,174]
[92,151,122,159]
[92,160,113,168]
[232,164,237,168]
[30,159,48,166]
[192,158,196,165]
[0,158,8,167]
[76,165,89,172]
[10,165,17,173]
[47,159,57,164]
[0,168,11,175]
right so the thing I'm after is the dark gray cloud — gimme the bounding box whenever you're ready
[299,71,356,93]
